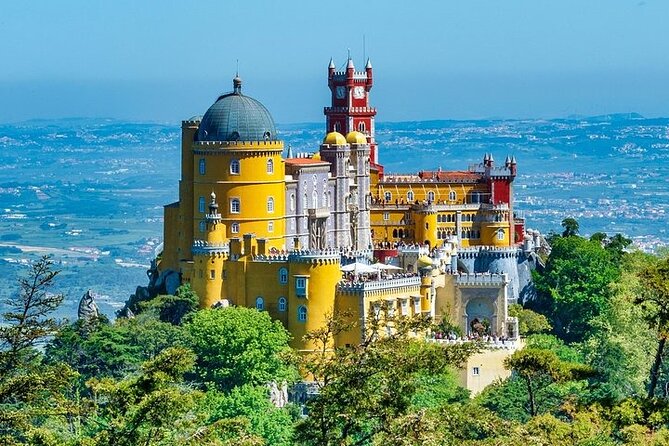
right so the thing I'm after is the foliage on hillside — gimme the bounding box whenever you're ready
[4,227,669,445]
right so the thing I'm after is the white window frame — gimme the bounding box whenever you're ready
[383,212,390,221]
[472,367,480,376]
[230,198,240,214]
[268,221,274,232]
[427,191,435,202]
[231,222,240,234]
[230,159,240,175]
[266,158,274,174]
[407,190,414,202]
[384,191,392,202]
[449,191,456,201]
[497,229,505,241]
[267,197,275,213]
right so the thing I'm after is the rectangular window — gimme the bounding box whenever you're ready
[199,196,206,213]
[199,158,206,175]
[400,299,408,316]
[472,367,480,376]
[383,212,390,221]
[209,269,215,279]
[295,277,307,298]
[199,221,205,232]
[268,221,274,232]
[230,198,240,214]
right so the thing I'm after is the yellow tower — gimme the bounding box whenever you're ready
[192,192,227,308]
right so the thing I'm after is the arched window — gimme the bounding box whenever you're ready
[437,230,442,239]
[279,268,288,284]
[230,198,240,214]
[392,229,398,238]
[230,159,240,175]
[384,191,392,202]
[449,191,456,201]
[199,196,206,213]
[398,229,404,238]
[298,305,307,322]
[446,214,452,223]
[278,297,287,312]
[199,158,206,175]
[267,197,275,213]
[461,230,466,239]
[231,222,239,234]
[290,194,295,211]
[303,193,308,211]
[358,122,366,132]
[312,190,318,208]
[255,297,264,311]
[466,230,471,239]
[266,158,274,174]
[427,191,435,202]
[407,190,414,202]
[497,229,505,241]
[334,122,341,132]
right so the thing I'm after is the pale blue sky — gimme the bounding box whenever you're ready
[0,0,667,123]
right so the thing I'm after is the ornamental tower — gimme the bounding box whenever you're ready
[325,57,379,167]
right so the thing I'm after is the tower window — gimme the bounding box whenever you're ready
[279,268,288,284]
[267,197,275,213]
[449,191,456,201]
[199,221,205,232]
[255,297,264,311]
[384,191,391,202]
[358,122,366,132]
[268,221,274,232]
[230,159,240,175]
[334,122,341,132]
[297,305,307,322]
[497,229,505,241]
[278,297,287,312]
[230,198,240,214]
[231,222,239,234]
[295,277,307,298]
[199,158,206,175]
[266,158,274,174]
[199,196,206,213]
[209,269,215,279]
[407,190,414,202]
[290,193,295,211]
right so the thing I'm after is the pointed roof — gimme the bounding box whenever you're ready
[365,58,372,69]
[347,58,355,69]
[328,58,335,69]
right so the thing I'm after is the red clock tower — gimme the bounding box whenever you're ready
[324,57,380,169]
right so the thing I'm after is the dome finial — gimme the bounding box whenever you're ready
[233,75,242,94]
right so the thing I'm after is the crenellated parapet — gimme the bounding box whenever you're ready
[337,276,421,295]
[457,246,520,260]
[455,272,508,287]
[287,249,341,265]
[191,240,229,256]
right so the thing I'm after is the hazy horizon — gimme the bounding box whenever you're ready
[1,0,667,123]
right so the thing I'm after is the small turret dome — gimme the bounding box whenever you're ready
[323,131,347,145]
[345,131,367,144]
[197,77,277,142]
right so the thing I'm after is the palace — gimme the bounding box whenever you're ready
[158,58,542,392]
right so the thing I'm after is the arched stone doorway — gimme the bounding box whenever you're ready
[465,297,495,335]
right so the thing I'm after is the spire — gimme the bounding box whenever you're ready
[347,54,354,69]
[365,58,372,69]
[505,155,511,165]
[510,156,517,164]
[287,145,294,158]
[328,57,335,69]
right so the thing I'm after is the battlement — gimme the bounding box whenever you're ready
[458,246,520,259]
[191,240,229,256]
[324,106,377,114]
[454,272,508,287]
[193,140,284,149]
[337,275,421,294]
[468,164,514,177]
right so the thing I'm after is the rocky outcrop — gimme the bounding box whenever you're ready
[118,258,181,317]
[78,289,100,322]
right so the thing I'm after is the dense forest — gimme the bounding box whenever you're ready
[3,219,669,445]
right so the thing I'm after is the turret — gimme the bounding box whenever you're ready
[346,57,355,86]
[365,58,373,88]
[328,57,335,78]
[509,156,517,176]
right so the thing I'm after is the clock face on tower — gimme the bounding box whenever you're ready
[353,86,365,99]
[335,86,346,99]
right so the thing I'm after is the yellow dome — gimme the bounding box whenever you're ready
[312,152,321,161]
[345,131,367,144]
[417,255,433,267]
[323,131,346,145]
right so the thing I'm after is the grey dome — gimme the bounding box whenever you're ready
[197,77,277,142]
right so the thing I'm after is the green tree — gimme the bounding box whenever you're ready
[533,236,620,342]
[184,307,296,390]
[140,284,199,325]
[202,384,294,446]
[294,312,479,445]
[504,347,593,417]
[508,304,551,335]
[635,256,669,398]
[0,256,64,374]
[561,217,580,237]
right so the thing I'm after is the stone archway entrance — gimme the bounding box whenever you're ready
[466,297,495,335]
